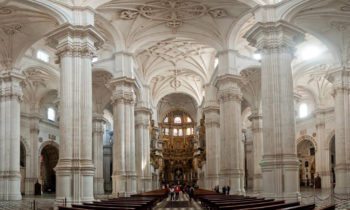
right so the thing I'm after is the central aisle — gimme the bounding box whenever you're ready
[155,192,203,210]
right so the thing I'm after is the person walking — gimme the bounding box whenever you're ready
[175,185,181,200]
[169,186,175,201]
[188,186,195,202]
[222,185,227,195]
[226,185,230,195]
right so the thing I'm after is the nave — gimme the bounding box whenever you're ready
[155,192,202,210]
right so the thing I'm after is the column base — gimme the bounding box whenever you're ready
[55,160,95,203]
[139,176,152,192]
[253,174,262,193]
[94,178,105,195]
[334,165,350,195]
[219,170,245,195]
[0,173,22,201]
[0,172,22,200]
[126,174,137,196]
[25,177,37,195]
[205,175,219,190]
[318,171,331,189]
[112,174,127,197]
[261,155,300,201]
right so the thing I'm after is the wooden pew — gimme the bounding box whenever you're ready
[58,189,167,210]
[72,204,136,209]
[318,204,336,210]
[242,202,301,210]
[280,204,316,210]
[217,200,286,210]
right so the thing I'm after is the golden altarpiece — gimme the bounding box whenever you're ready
[151,110,206,185]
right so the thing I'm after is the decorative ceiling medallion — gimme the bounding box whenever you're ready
[120,0,227,29]
[170,78,181,89]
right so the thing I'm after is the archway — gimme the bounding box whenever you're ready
[159,110,197,186]
[40,144,59,194]
[329,135,336,187]
[20,142,26,195]
[297,139,316,187]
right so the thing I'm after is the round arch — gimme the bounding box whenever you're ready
[154,90,201,108]
[297,135,318,150]
[38,141,59,156]
[39,141,59,193]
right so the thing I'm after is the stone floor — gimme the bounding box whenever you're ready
[1,189,350,209]
[154,192,203,210]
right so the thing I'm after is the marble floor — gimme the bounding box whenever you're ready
[154,192,203,210]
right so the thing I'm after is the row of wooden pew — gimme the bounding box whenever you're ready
[194,190,336,210]
[58,189,168,210]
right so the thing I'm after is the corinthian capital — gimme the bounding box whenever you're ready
[46,23,104,61]
[0,70,24,101]
[107,77,137,104]
[244,20,305,54]
[327,67,350,92]
[215,74,243,102]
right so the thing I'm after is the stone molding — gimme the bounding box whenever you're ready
[248,113,262,132]
[135,108,152,128]
[244,20,305,54]
[46,23,105,61]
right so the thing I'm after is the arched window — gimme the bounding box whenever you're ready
[299,103,308,118]
[174,116,181,124]
[164,117,168,123]
[178,129,183,136]
[186,127,191,135]
[173,129,178,136]
[37,50,49,62]
[164,128,169,135]
[48,107,56,121]
[186,117,192,123]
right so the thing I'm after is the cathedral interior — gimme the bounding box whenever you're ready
[0,0,350,209]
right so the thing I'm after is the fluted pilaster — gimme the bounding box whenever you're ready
[203,100,220,190]
[216,74,245,194]
[0,70,24,200]
[108,77,137,196]
[135,107,152,193]
[47,24,104,204]
[245,20,304,200]
[92,114,105,195]
[25,114,40,195]
[327,69,350,194]
[248,113,263,193]
[314,109,331,189]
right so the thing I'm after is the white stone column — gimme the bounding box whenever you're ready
[216,75,245,194]
[135,107,152,193]
[327,69,350,195]
[0,70,23,200]
[92,114,105,195]
[25,114,40,195]
[108,77,137,196]
[47,24,104,204]
[314,109,331,189]
[203,105,220,190]
[245,21,304,200]
[248,112,263,193]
